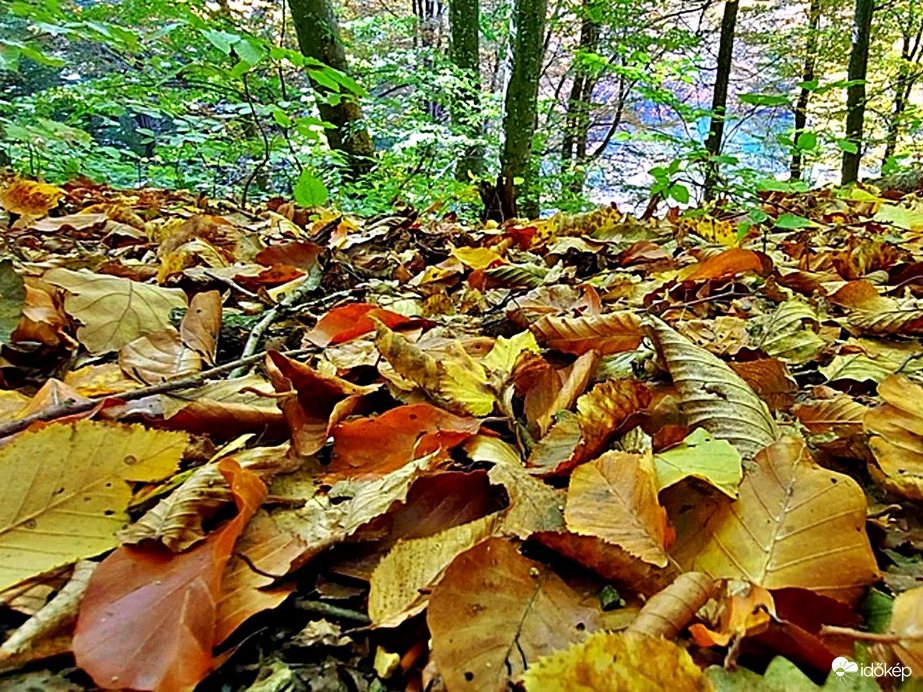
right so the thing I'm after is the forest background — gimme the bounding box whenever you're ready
[0,0,921,220]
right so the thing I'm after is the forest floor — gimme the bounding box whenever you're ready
[0,175,922,691]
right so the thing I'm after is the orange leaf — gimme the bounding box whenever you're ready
[73,459,266,692]
[0,179,64,217]
[685,248,765,281]
[305,303,432,347]
[530,311,642,355]
[180,291,222,365]
[328,403,481,480]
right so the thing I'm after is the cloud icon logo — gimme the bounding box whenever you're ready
[831,657,859,677]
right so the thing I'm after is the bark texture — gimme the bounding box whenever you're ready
[703,0,739,201]
[840,0,874,185]
[448,0,484,180]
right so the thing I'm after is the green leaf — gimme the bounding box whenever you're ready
[201,29,239,55]
[757,178,809,193]
[271,108,292,128]
[235,37,265,66]
[293,170,328,207]
[748,208,769,224]
[837,139,859,155]
[668,183,689,205]
[652,428,742,498]
[774,213,813,229]
[795,131,817,150]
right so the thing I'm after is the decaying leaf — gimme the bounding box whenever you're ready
[627,571,715,640]
[530,311,643,355]
[427,538,600,691]
[72,459,265,692]
[0,420,187,592]
[645,315,779,458]
[653,428,743,498]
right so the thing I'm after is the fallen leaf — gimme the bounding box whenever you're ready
[44,268,187,354]
[691,437,879,601]
[888,585,923,672]
[368,513,500,628]
[119,328,201,385]
[627,571,715,640]
[0,260,25,345]
[864,375,923,500]
[72,459,265,692]
[564,450,671,567]
[522,631,711,691]
[180,291,222,365]
[646,315,779,458]
[1,179,64,217]
[653,428,743,498]
[530,311,643,356]
[306,302,431,347]
[329,403,480,479]
[0,420,187,592]
[685,248,765,281]
[427,538,600,691]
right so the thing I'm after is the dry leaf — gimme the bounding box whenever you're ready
[427,538,600,691]
[45,268,187,354]
[0,420,187,592]
[530,311,643,355]
[73,459,265,692]
[627,571,715,640]
[691,438,879,601]
[119,328,202,384]
[646,315,779,458]
[1,179,64,217]
[564,450,671,567]
[180,291,222,364]
[522,631,712,691]
[864,375,923,500]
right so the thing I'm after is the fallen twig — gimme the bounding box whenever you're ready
[0,347,314,440]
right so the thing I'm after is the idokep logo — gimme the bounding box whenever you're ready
[830,656,912,683]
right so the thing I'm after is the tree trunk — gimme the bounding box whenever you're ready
[702,0,739,201]
[288,0,374,179]
[840,0,874,185]
[790,0,821,181]
[882,10,923,165]
[448,0,483,180]
[494,0,547,220]
[561,12,600,196]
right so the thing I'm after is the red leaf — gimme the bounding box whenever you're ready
[73,459,266,692]
[328,403,481,480]
[305,303,432,347]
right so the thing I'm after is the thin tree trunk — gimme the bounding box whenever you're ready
[790,0,821,180]
[841,0,874,185]
[494,0,547,220]
[561,13,600,195]
[448,0,483,180]
[703,0,739,201]
[883,11,923,165]
[288,0,375,179]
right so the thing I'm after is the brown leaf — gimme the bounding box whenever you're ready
[306,302,432,347]
[427,538,600,691]
[529,311,642,355]
[728,358,797,413]
[73,459,266,692]
[564,451,671,567]
[626,572,715,639]
[214,510,304,645]
[119,328,202,385]
[691,437,879,601]
[864,375,923,500]
[645,315,779,458]
[527,378,649,476]
[684,248,765,281]
[266,351,377,456]
[0,179,64,217]
[179,291,222,365]
[830,280,923,335]
[889,586,923,672]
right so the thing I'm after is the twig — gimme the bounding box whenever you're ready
[203,269,263,301]
[294,599,371,625]
[0,347,314,440]
[820,625,923,643]
[228,277,320,378]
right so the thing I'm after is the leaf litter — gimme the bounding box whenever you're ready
[1,176,923,689]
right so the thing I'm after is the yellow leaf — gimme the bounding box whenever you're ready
[0,180,64,217]
[440,344,496,416]
[44,268,188,354]
[0,420,187,592]
[450,246,506,271]
[368,513,500,628]
[523,630,712,691]
[482,330,540,382]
